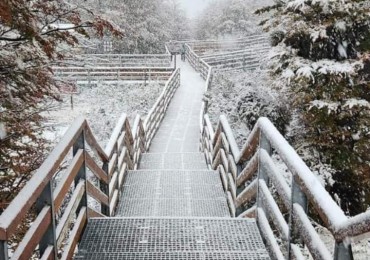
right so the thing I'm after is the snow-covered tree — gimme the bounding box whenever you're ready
[84,0,190,54]
[194,0,270,39]
[0,0,120,210]
[259,0,370,214]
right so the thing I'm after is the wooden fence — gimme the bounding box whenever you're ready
[0,69,180,260]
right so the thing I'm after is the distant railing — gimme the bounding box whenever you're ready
[189,43,370,259]
[0,68,180,260]
[53,67,174,83]
[61,54,172,68]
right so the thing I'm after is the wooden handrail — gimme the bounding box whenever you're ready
[0,66,181,260]
[190,38,370,259]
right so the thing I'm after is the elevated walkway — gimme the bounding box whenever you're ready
[75,58,270,259]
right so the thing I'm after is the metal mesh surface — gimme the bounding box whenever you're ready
[139,153,207,170]
[115,169,229,217]
[76,218,270,260]
[116,198,230,217]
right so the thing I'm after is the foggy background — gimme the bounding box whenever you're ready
[179,0,213,18]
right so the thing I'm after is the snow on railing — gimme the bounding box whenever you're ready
[53,66,175,83]
[184,37,370,260]
[184,38,266,73]
[0,68,180,260]
[61,53,172,68]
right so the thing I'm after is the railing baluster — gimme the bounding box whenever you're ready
[334,242,354,260]
[35,180,58,259]
[101,162,110,216]
[288,177,308,259]
[0,240,8,260]
[73,132,88,214]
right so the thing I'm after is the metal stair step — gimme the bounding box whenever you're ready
[115,169,229,217]
[123,170,221,185]
[139,153,207,170]
[116,198,230,217]
[75,217,270,260]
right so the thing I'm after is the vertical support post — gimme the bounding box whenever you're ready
[73,132,88,215]
[256,132,272,214]
[0,241,8,260]
[287,177,308,259]
[101,162,110,216]
[235,164,245,216]
[35,181,58,259]
[334,242,354,260]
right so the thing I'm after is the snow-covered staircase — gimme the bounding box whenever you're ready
[74,58,270,259]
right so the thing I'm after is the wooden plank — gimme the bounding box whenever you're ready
[105,113,127,157]
[236,152,258,188]
[109,171,118,198]
[118,163,127,188]
[236,179,257,208]
[40,245,54,260]
[85,152,109,184]
[238,205,257,218]
[56,181,85,247]
[259,180,289,240]
[88,207,106,218]
[109,190,119,216]
[257,208,286,260]
[227,191,236,217]
[237,125,260,164]
[53,149,84,211]
[108,153,117,177]
[84,123,109,161]
[0,117,86,240]
[117,131,126,152]
[11,206,51,260]
[220,149,229,173]
[87,180,109,207]
[60,207,87,260]
[227,173,236,202]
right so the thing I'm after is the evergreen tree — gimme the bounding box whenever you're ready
[259,0,370,214]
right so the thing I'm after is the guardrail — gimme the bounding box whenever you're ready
[195,61,370,260]
[53,67,174,82]
[61,54,172,68]
[0,68,180,260]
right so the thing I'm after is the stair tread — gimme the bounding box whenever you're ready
[76,218,270,260]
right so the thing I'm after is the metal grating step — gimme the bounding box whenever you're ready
[139,153,207,170]
[75,218,270,260]
[122,170,221,186]
[116,198,230,217]
[115,170,229,217]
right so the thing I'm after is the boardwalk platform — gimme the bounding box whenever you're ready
[75,58,270,259]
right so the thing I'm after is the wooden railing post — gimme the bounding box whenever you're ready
[288,177,308,259]
[73,132,88,214]
[35,180,58,259]
[101,162,110,216]
[0,241,8,260]
[334,242,354,260]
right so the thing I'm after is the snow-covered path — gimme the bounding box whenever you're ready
[148,57,205,153]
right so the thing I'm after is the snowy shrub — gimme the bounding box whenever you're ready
[259,0,370,214]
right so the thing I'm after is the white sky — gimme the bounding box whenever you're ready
[178,0,214,19]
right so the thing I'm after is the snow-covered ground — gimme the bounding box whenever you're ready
[42,80,165,145]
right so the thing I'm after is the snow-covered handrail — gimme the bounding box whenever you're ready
[189,38,370,259]
[0,68,181,260]
[201,110,370,259]
[61,54,172,68]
